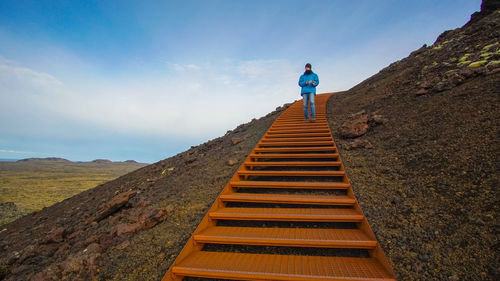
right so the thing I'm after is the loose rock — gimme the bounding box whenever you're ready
[341,113,369,138]
[415,88,429,95]
[231,136,246,145]
[344,139,374,150]
[93,190,137,222]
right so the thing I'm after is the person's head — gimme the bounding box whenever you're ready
[305,63,312,74]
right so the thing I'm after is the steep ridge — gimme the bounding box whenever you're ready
[162,94,395,280]
[324,3,499,281]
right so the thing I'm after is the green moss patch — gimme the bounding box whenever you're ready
[486,60,500,67]
[480,52,494,58]
[445,69,458,76]
[457,60,471,66]
[459,54,471,62]
[481,42,498,52]
[0,264,8,279]
[468,60,488,68]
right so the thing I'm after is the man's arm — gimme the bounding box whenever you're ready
[313,74,319,87]
[298,75,306,87]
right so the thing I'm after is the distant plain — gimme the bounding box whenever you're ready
[0,158,147,225]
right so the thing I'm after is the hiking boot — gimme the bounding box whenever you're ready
[310,116,316,122]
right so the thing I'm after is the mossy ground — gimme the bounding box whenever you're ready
[0,160,146,225]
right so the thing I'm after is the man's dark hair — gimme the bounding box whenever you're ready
[304,63,313,74]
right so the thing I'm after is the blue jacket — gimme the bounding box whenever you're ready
[298,72,319,95]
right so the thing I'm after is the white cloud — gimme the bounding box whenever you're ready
[3,51,397,145]
[186,64,200,70]
[0,149,50,155]
[0,57,307,141]
[0,57,63,90]
[0,57,68,134]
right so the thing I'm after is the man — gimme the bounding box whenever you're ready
[298,63,319,121]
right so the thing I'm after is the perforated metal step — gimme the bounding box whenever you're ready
[172,251,394,281]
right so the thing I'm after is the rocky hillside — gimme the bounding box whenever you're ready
[0,2,498,281]
[0,104,290,281]
[326,3,499,280]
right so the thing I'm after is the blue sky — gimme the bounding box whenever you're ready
[0,0,482,163]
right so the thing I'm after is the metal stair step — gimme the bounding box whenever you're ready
[259,141,335,147]
[230,180,349,189]
[266,133,331,138]
[244,161,341,167]
[268,128,331,134]
[249,153,339,159]
[172,251,395,281]
[238,170,345,177]
[254,146,336,153]
[220,193,355,205]
[262,137,333,142]
[194,226,377,248]
[209,207,364,222]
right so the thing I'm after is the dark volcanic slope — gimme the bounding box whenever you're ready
[0,104,290,281]
[1,4,499,281]
[326,7,499,281]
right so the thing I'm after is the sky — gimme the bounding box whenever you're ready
[0,0,482,163]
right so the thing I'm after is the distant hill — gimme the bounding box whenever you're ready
[0,159,18,162]
[90,159,113,163]
[16,157,146,164]
[17,157,72,163]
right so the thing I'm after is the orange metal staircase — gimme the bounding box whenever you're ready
[162,93,396,281]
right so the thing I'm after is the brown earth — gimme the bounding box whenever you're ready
[326,6,499,280]
[1,3,499,281]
